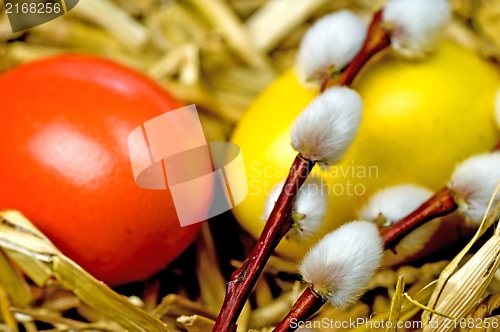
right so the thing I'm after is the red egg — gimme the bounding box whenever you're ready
[0,54,207,286]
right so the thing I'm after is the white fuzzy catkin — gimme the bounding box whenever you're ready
[290,86,363,168]
[296,10,367,82]
[449,152,500,224]
[358,184,433,226]
[299,221,383,308]
[494,87,500,128]
[262,178,328,242]
[382,0,451,59]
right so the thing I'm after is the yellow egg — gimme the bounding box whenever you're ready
[231,41,500,258]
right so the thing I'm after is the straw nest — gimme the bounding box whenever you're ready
[1,0,500,331]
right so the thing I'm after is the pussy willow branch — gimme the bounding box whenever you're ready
[213,156,315,331]
[382,139,500,248]
[273,139,500,331]
[380,187,458,247]
[272,190,454,332]
[322,10,390,91]
[214,10,393,332]
[254,13,499,332]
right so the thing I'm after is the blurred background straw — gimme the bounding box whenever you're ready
[1,0,500,331]
[2,0,499,144]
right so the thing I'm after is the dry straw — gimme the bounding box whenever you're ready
[0,210,174,332]
[421,180,500,332]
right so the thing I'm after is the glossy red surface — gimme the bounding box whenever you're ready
[0,54,204,286]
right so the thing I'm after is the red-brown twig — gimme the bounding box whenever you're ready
[273,287,326,332]
[272,221,383,332]
[212,155,315,331]
[270,189,455,331]
[380,187,458,248]
[381,138,500,249]
[214,10,394,332]
[322,10,390,91]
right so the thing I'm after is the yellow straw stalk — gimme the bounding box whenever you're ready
[423,181,500,332]
[423,225,500,331]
